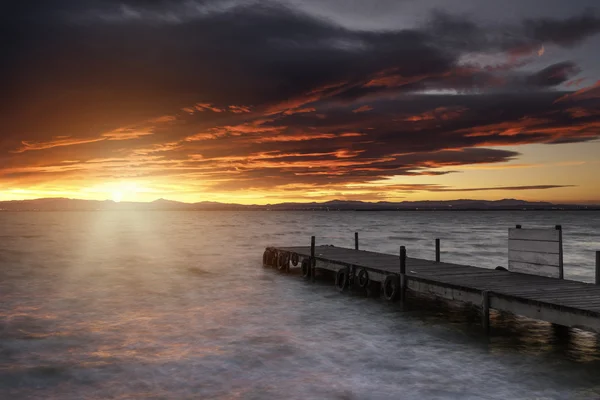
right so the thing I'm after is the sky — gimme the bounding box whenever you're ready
[1,0,600,204]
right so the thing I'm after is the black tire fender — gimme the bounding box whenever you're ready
[357,268,369,288]
[383,275,399,302]
[335,267,350,292]
[277,252,289,271]
[291,253,299,266]
[269,250,277,267]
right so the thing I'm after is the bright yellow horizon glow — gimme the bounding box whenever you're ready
[1,142,599,205]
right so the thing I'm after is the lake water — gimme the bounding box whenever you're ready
[1,211,600,399]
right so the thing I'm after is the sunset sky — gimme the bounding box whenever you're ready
[2,0,600,204]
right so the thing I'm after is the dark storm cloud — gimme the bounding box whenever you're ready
[4,1,598,132]
[1,0,600,195]
[524,11,600,46]
[428,9,600,52]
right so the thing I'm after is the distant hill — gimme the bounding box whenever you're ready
[0,198,598,211]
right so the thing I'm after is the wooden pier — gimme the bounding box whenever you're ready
[262,227,600,335]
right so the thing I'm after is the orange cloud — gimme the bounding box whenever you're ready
[229,105,252,113]
[404,107,467,122]
[195,103,225,112]
[282,107,316,115]
[555,80,600,103]
[352,105,373,113]
[102,128,154,141]
[265,81,348,115]
[149,115,177,123]
[12,137,105,153]
[252,133,335,143]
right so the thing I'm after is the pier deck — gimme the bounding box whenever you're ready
[266,245,600,333]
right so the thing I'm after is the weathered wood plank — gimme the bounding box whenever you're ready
[508,239,560,254]
[508,228,560,242]
[490,296,600,332]
[508,250,561,266]
[508,262,561,278]
[531,289,600,300]
[526,294,600,303]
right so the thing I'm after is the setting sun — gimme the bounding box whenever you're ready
[112,191,123,203]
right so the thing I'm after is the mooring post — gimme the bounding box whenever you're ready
[556,225,564,279]
[595,251,600,286]
[400,246,407,303]
[310,235,316,283]
[481,290,490,335]
[355,232,359,250]
[400,246,406,274]
[435,238,440,263]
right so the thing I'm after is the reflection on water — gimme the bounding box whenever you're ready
[1,211,600,399]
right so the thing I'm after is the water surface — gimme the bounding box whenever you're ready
[1,211,600,399]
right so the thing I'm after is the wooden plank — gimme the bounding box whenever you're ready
[551,302,600,310]
[527,294,600,303]
[406,279,482,304]
[508,250,561,266]
[490,296,600,332]
[529,299,600,308]
[508,239,560,254]
[527,290,600,299]
[421,271,500,278]
[508,262,560,278]
[508,228,560,242]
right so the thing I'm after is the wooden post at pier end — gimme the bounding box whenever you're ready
[400,246,407,303]
[310,236,316,283]
[596,251,600,286]
[355,232,359,250]
[399,246,406,275]
[481,290,490,335]
[435,238,440,263]
[556,225,564,279]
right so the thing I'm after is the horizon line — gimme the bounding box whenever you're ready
[2,196,600,207]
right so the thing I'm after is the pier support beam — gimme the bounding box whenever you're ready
[310,236,316,283]
[552,324,570,343]
[481,290,490,335]
[355,232,359,250]
[435,238,440,263]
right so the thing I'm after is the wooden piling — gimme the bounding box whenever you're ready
[596,251,600,285]
[310,236,316,282]
[399,246,406,274]
[435,238,440,262]
[400,246,407,303]
[355,232,359,250]
[481,290,490,334]
[556,225,564,279]
[552,324,570,342]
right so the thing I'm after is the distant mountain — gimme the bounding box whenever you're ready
[0,197,598,211]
